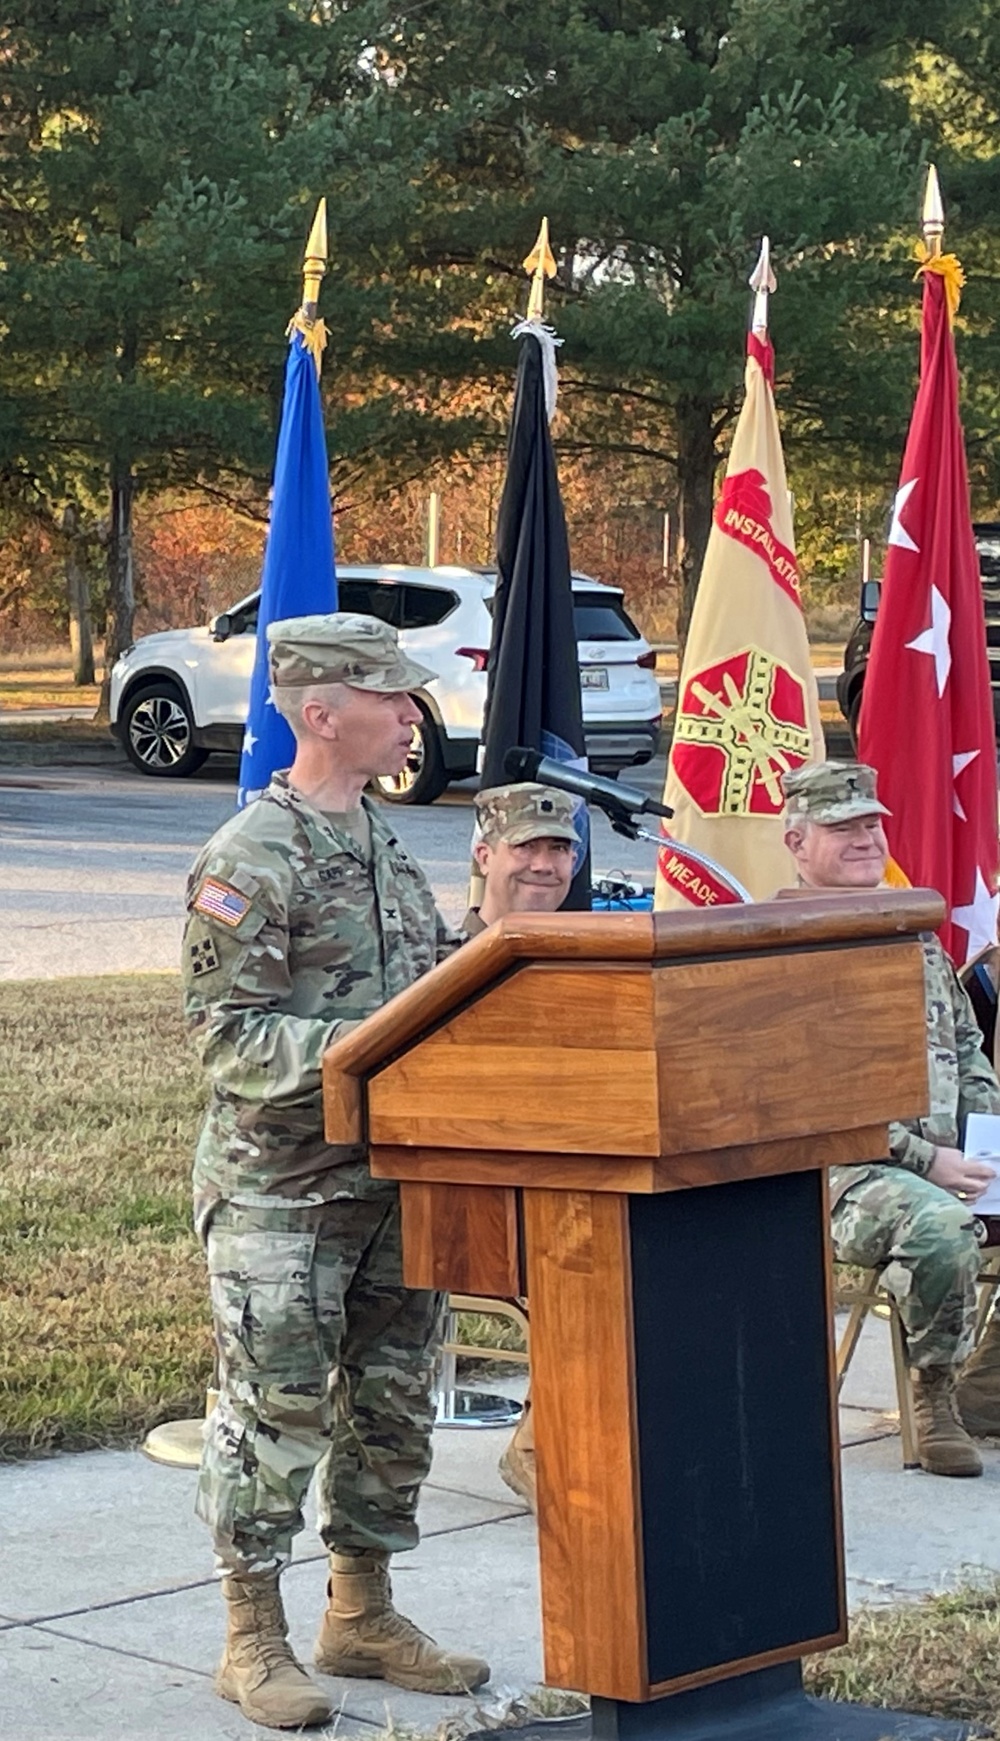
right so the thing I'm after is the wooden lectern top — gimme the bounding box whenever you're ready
[323,889,944,1172]
[326,891,942,1068]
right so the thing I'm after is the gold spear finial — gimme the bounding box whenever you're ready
[922,165,944,258]
[288,199,328,374]
[522,217,557,322]
[302,198,328,316]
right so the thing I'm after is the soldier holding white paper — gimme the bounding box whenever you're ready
[781,761,1000,1476]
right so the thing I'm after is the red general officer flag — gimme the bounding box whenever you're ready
[858,250,999,964]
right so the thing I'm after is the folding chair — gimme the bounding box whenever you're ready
[436,1294,529,1427]
[835,1247,1000,1467]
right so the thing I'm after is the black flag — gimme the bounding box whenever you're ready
[480,329,592,908]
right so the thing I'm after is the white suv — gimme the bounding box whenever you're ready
[109,564,662,804]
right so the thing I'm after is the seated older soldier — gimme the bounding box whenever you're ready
[465,781,578,1509]
[780,760,1000,1477]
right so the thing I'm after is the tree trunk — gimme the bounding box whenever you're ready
[97,465,135,718]
[674,395,719,659]
[62,503,95,686]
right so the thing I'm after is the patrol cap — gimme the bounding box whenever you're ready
[475,782,579,847]
[267,612,436,692]
[781,760,891,826]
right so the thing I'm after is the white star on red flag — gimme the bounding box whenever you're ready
[952,869,999,959]
[952,750,979,820]
[905,584,951,697]
[888,477,920,551]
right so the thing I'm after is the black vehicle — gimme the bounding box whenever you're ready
[837,522,1000,744]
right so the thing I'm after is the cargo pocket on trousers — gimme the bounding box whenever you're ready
[207,1227,323,1394]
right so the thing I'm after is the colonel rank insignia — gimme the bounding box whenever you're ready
[671,645,812,818]
[189,937,220,977]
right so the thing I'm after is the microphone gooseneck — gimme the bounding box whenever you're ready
[501,745,674,821]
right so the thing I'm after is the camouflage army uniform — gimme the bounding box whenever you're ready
[779,759,1000,1371]
[183,772,460,1576]
[830,932,999,1367]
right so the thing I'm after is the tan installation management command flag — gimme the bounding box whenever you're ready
[656,244,824,909]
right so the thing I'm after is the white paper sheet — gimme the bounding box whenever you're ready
[962,1112,1000,1214]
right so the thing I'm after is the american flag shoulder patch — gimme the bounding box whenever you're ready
[193,877,252,928]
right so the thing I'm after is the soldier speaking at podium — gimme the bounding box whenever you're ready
[181,613,490,1731]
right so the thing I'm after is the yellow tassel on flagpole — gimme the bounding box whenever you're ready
[884,856,912,889]
[286,310,328,373]
[914,243,965,323]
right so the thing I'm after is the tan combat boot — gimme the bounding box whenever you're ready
[216,1572,332,1729]
[956,1312,1000,1437]
[911,1366,983,1477]
[314,1552,490,1693]
[498,1399,536,1512]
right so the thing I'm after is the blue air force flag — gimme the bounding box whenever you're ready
[237,329,337,807]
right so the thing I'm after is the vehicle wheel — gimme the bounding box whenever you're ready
[373,706,448,805]
[121,681,209,778]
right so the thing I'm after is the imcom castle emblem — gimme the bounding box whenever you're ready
[672,646,812,817]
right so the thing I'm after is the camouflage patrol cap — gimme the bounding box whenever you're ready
[781,760,891,826]
[475,782,578,847]
[267,612,436,692]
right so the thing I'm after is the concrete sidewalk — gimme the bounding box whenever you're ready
[4,1322,1000,1741]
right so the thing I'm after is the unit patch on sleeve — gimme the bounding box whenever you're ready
[192,877,252,927]
[189,937,220,976]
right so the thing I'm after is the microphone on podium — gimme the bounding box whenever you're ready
[502,745,674,823]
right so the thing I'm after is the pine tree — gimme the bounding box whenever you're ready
[335,0,997,630]
[0,0,362,682]
[2,0,997,669]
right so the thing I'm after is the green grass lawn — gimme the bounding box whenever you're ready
[0,972,524,1458]
[0,974,213,1458]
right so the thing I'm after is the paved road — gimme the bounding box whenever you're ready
[0,758,659,981]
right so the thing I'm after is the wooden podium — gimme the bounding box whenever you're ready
[323,890,970,1741]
